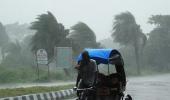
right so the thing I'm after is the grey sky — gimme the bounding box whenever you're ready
[0,0,170,41]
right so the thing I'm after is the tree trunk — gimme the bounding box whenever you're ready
[63,68,70,76]
[0,48,2,63]
[134,44,141,75]
[0,47,5,62]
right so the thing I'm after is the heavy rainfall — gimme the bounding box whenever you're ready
[0,0,170,100]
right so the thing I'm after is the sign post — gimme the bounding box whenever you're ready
[55,47,72,68]
[36,49,48,81]
[54,47,73,76]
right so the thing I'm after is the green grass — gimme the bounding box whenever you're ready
[0,65,75,83]
[0,84,74,98]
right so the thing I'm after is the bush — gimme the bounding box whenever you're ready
[0,65,74,83]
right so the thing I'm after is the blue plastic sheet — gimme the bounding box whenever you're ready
[77,49,120,64]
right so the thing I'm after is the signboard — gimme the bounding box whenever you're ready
[55,47,72,68]
[36,49,48,64]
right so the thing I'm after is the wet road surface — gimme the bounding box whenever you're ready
[66,74,170,100]
[126,74,170,100]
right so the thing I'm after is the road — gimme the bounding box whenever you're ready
[126,74,170,100]
[66,74,170,100]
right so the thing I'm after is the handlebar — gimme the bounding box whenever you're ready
[73,87,95,92]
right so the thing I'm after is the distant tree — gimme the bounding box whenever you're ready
[30,11,69,59]
[21,35,35,65]
[68,22,100,54]
[111,12,146,74]
[1,41,22,67]
[1,37,34,68]
[5,22,35,42]
[0,22,9,60]
[145,15,170,69]
[0,22,9,46]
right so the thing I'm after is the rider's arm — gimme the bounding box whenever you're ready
[76,72,81,87]
[75,61,81,87]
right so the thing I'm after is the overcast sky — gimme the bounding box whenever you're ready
[0,0,170,41]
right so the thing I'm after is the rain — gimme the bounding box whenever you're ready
[0,0,170,100]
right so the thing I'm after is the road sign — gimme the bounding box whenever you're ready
[55,47,72,68]
[36,49,48,64]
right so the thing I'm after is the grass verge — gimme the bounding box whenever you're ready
[0,84,74,98]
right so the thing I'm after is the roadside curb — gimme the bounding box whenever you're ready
[0,89,75,100]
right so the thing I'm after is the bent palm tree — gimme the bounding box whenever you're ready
[112,12,146,75]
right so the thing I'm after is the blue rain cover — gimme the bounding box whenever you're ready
[77,49,119,64]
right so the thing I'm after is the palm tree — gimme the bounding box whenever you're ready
[30,11,69,59]
[112,12,146,75]
[68,22,100,54]
[146,15,170,68]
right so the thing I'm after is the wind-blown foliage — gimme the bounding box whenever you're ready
[69,22,100,53]
[112,12,146,74]
[5,22,35,42]
[1,41,23,67]
[0,22,9,60]
[112,12,142,45]
[145,15,170,69]
[30,12,69,59]
[0,22,9,47]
